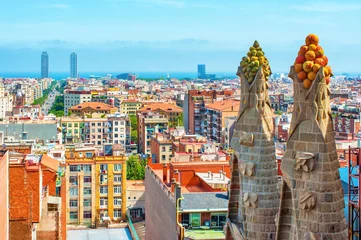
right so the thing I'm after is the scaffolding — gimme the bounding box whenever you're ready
[346,147,361,239]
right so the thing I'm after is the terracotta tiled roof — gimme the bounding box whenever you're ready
[205,99,240,111]
[69,102,117,111]
[138,103,182,113]
[41,154,59,172]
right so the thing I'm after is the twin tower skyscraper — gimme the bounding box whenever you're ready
[40,51,78,79]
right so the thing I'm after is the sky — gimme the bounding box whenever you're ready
[0,0,361,74]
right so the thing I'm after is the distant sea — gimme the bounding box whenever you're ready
[0,72,238,80]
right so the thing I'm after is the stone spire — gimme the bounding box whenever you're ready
[276,66,347,239]
[225,62,279,239]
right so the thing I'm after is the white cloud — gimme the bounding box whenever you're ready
[42,4,69,10]
[289,3,361,12]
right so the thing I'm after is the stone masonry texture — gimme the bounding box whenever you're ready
[276,66,347,240]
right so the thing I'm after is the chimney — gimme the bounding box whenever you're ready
[223,172,226,180]
[210,173,213,180]
[163,164,167,182]
[175,182,182,208]
[219,170,222,178]
[174,169,179,183]
[171,178,176,192]
[208,171,211,178]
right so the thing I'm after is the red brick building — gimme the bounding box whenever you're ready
[0,151,9,240]
[9,153,66,240]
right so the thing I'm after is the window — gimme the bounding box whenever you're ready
[100,164,108,171]
[100,211,108,219]
[191,213,201,228]
[115,134,118,138]
[70,212,78,220]
[114,186,122,194]
[100,174,108,183]
[181,213,190,226]
[68,123,73,127]
[83,188,91,195]
[85,152,93,158]
[70,176,78,186]
[69,200,78,207]
[210,213,227,227]
[53,153,61,158]
[74,123,78,127]
[84,199,91,207]
[84,176,92,183]
[48,204,58,212]
[100,186,108,194]
[114,174,122,183]
[113,197,122,206]
[83,165,91,172]
[79,152,83,158]
[91,123,95,126]
[115,127,118,132]
[162,155,166,161]
[92,129,95,133]
[115,121,119,126]
[83,211,92,219]
[70,165,78,172]
[114,164,122,171]
[114,210,122,218]
[162,147,166,152]
[100,198,108,208]
[70,188,78,196]
[98,123,101,126]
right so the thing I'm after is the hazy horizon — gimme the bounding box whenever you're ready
[1,0,361,73]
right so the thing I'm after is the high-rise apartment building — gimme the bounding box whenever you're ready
[61,114,131,152]
[184,90,234,134]
[204,99,240,144]
[70,52,78,79]
[137,112,168,155]
[197,64,206,79]
[65,146,127,225]
[41,51,49,78]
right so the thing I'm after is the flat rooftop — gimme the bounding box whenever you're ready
[196,172,229,185]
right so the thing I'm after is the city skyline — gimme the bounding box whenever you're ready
[1,0,361,73]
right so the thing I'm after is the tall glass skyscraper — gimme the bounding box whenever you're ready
[198,64,206,79]
[70,52,78,78]
[41,52,49,78]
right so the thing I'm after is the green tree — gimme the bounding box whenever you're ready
[49,95,65,117]
[129,115,138,143]
[129,114,137,131]
[126,155,146,180]
[274,110,283,115]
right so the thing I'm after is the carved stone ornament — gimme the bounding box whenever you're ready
[244,192,258,208]
[240,162,255,177]
[299,192,316,210]
[239,131,254,147]
[295,151,315,172]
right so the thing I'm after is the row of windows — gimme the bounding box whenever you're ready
[99,197,122,207]
[69,186,122,196]
[70,210,122,220]
[69,174,122,185]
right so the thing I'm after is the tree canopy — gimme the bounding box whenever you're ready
[126,155,146,180]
